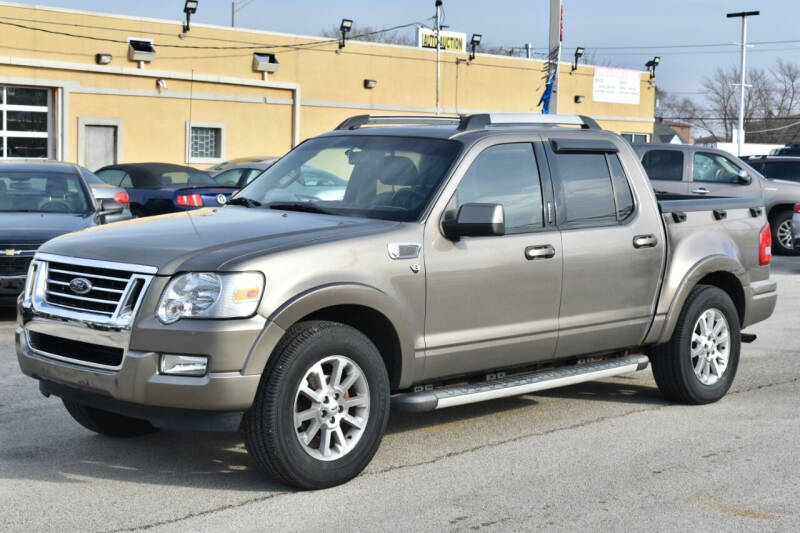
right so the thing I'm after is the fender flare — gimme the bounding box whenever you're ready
[651,254,747,345]
[242,283,419,387]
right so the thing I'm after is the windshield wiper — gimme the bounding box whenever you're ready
[227,197,262,208]
[268,202,332,215]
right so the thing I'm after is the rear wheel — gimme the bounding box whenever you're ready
[62,400,159,437]
[649,285,741,404]
[771,209,797,255]
[242,320,390,490]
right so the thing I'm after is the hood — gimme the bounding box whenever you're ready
[0,212,96,246]
[39,206,399,274]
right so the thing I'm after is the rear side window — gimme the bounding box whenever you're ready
[454,143,544,233]
[763,161,800,181]
[692,152,741,184]
[608,155,634,220]
[95,169,130,187]
[641,150,683,181]
[553,152,617,225]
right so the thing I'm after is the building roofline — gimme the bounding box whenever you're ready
[0,1,647,73]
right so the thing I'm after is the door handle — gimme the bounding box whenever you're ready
[633,234,658,248]
[525,244,556,260]
[691,187,710,194]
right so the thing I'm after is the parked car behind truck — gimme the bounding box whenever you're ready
[634,143,800,255]
[16,114,777,490]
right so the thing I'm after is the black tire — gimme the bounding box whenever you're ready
[62,399,159,438]
[770,209,797,256]
[242,320,390,490]
[649,285,741,405]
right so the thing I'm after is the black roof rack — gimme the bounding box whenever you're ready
[334,113,602,132]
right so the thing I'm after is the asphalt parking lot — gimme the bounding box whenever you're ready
[1,257,799,533]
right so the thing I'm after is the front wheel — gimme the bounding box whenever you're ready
[242,321,390,490]
[771,209,797,255]
[649,285,741,404]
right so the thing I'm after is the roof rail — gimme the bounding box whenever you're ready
[335,114,462,130]
[457,113,601,131]
[334,113,602,132]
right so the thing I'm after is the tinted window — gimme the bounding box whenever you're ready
[454,143,543,233]
[242,168,264,186]
[554,152,616,225]
[609,155,634,220]
[641,150,683,181]
[161,171,213,185]
[763,161,800,181]
[95,169,130,187]
[213,168,246,186]
[693,152,741,183]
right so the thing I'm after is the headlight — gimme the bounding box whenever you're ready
[156,272,264,324]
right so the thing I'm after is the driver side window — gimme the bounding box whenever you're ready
[693,152,742,184]
[454,143,544,233]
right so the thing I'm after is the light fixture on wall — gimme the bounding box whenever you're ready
[252,52,280,80]
[363,79,377,89]
[574,95,585,104]
[339,19,353,49]
[469,34,481,61]
[95,53,112,65]
[128,39,156,68]
[645,56,660,79]
[183,0,198,33]
[572,47,584,73]
[156,79,167,92]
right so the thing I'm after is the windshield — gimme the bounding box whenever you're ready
[0,171,92,213]
[235,135,462,221]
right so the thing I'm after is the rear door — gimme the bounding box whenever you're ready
[638,148,688,195]
[545,138,665,357]
[689,150,761,198]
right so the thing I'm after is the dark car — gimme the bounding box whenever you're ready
[0,161,123,304]
[95,162,238,217]
[741,156,800,183]
[772,144,800,156]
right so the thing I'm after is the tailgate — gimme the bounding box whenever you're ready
[174,186,238,208]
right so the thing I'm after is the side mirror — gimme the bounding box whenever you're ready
[98,198,124,216]
[441,203,505,241]
[738,169,752,185]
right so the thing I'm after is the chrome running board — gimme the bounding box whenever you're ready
[392,355,650,412]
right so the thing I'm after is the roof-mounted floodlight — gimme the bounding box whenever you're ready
[339,19,353,49]
[183,0,198,33]
[469,34,481,61]
[572,47,584,72]
[645,56,660,79]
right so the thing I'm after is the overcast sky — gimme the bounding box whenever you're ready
[10,1,799,101]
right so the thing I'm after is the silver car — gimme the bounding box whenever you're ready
[77,166,132,222]
[213,159,347,201]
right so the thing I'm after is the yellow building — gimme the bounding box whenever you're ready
[0,1,655,169]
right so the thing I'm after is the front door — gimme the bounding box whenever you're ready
[545,141,665,357]
[689,150,761,198]
[423,140,562,380]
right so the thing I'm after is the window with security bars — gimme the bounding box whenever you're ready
[191,127,221,159]
[0,86,50,158]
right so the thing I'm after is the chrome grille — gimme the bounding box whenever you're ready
[30,254,156,323]
[0,244,38,276]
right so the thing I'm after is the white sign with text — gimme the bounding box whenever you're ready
[592,66,641,105]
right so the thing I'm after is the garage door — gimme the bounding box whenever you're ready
[0,86,51,159]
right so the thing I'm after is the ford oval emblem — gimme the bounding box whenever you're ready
[69,277,93,295]
[217,194,227,205]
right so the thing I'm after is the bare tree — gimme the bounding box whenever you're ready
[320,24,416,46]
[660,60,800,144]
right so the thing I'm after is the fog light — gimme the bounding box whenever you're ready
[160,354,208,376]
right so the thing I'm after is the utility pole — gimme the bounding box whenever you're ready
[231,0,256,28]
[727,10,759,156]
[435,0,442,115]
